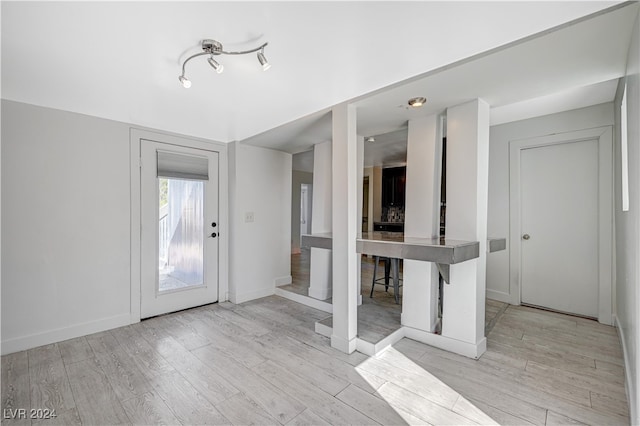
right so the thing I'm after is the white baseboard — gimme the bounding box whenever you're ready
[308,286,332,301]
[331,334,357,353]
[275,288,332,313]
[315,321,332,338]
[230,287,275,304]
[614,315,636,423]
[1,313,131,355]
[486,289,512,304]
[274,275,292,286]
[356,328,406,357]
[404,326,487,359]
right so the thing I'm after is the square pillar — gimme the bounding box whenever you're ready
[442,99,490,352]
[308,141,332,300]
[402,114,443,332]
[331,103,358,354]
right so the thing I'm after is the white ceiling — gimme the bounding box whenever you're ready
[2,1,628,148]
[245,1,637,165]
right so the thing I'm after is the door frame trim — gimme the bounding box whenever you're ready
[508,126,613,324]
[129,128,229,323]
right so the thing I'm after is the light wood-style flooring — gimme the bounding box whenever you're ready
[283,251,403,344]
[2,293,629,425]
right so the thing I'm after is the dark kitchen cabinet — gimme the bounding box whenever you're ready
[381,166,406,207]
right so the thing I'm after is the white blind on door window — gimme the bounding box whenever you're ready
[157,150,209,181]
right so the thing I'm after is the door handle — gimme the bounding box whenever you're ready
[210,232,218,238]
[522,234,530,240]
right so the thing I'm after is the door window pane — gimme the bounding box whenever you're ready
[158,178,204,292]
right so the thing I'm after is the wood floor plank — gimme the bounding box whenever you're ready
[149,370,230,425]
[85,330,121,354]
[545,410,587,425]
[120,391,181,426]
[417,346,628,425]
[1,351,31,426]
[1,292,630,426]
[221,300,369,367]
[590,390,630,418]
[358,348,460,409]
[466,398,536,426]
[285,408,331,426]
[27,344,61,366]
[419,344,592,408]
[213,392,281,426]
[524,360,626,400]
[263,331,386,393]
[29,353,76,412]
[31,408,82,425]
[255,359,380,425]
[65,358,130,425]
[249,332,351,396]
[335,383,410,425]
[410,359,547,425]
[92,346,152,402]
[192,345,306,423]
[161,314,212,351]
[452,396,498,425]
[186,318,267,368]
[110,325,176,381]
[151,337,239,405]
[208,303,272,336]
[521,333,624,366]
[57,337,93,366]
[375,381,477,425]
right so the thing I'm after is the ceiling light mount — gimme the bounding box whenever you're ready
[178,38,270,88]
[408,96,427,108]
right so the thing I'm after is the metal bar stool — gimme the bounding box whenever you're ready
[370,256,402,304]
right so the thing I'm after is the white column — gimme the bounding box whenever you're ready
[356,135,364,306]
[308,141,332,300]
[331,103,358,354]
[442,99,490,351]
[402,114,442,332]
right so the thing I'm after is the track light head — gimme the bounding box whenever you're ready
[207,56,224,74]
[257,50,271,71]
[178,75,192,88]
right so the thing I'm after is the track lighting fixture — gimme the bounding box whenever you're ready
[178,75,192,88]
[207,56,224,74]
[257,49,271,71]
[178,38,270,88]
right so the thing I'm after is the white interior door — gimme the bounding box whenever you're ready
[140,139,219,318]
[520,139,599,318]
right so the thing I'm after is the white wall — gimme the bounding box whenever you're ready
[1,100,132,353]
[614,9,640,424]
[291,170,313,254]
[228,142,292,303]
[487,103,614,301]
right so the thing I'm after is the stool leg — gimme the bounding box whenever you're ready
[370,256,379,298]
[393,259,400,304]
[384,258,391,291]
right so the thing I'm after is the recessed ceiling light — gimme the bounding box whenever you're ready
[366,137,375,143]
[408,97,427,108]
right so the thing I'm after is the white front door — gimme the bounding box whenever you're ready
[140,139,219,318]
[519,139,599,318]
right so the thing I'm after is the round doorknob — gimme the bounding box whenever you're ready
[522,234,530,240]
[211,232,217,238]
